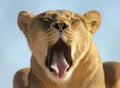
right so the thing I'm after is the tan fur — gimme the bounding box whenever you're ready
[103,62,120,88]
[14,10,120,88]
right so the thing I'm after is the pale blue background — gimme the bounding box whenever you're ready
[0,0,120,88]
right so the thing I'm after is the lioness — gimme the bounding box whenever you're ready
[14,10,120,88]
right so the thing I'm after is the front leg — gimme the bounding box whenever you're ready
[103,62,120,88]
[13,68,30,88]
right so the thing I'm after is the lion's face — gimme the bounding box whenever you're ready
[18,10,101,81]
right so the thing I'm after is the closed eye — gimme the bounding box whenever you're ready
[70,18,80,24]
[38,17,51,30]
[39,18,51,23]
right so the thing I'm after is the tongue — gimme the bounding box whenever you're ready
[51,50,69,78]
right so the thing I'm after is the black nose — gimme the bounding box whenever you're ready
[52,22,68,32]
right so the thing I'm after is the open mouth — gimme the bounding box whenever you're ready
[45,38,72,78]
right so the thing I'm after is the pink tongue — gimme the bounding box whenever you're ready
[51,50,69,78]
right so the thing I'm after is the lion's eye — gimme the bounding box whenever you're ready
[70,18,80,24]
[39,18,51,23]
[70,18,75,23]
[43,18,51,22]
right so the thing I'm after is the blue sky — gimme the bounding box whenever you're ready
[0,0,120,88]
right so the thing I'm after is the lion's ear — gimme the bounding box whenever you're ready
[84,11,101,35]
[18,11,33,34]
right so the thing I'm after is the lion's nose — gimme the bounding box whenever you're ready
[52,22,68,32]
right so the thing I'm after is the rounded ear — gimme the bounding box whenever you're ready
[18,11,33,34]
[84,10,101,35]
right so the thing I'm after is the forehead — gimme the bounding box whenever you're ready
[39,10,74,18]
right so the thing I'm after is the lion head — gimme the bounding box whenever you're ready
[18,10,101,81]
